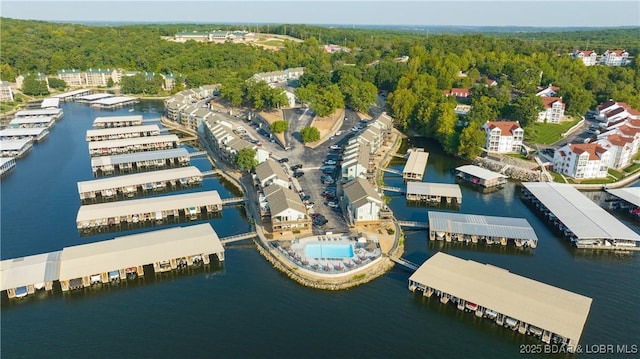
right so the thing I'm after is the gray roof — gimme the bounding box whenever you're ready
[456,165,507,180]
[58,224,223,281]
[0,127,48,137]
[409,252,592,344]
[76,190,222,223]
[85,125,161,140]
[77,166,202,194]
[9,116,54,125]
[264,183,306,216]
[87,134,179,150]
[93,115,143,125]
[428,211,538,241]
[0,157,15,167]
[51,89,93,98]
[343,177,382,208]
[226,137,252,152]
[523,182,640,241]
[606,187,640,207]
[0,139,32,151]
[1,251,62,291]
[403,150,429,176]
[92,96,138,106]
[40,98,60,108]
[91,148,190,167]
[15,108,63,117]
[376,113,393,128]
[77,93,114,101]
[255,159,288,184]
[406,182,462,198]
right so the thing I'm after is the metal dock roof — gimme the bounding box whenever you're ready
[456,165,507,181]
[77,166,202,194]
[0,251,62,291]
[406,182,462,198]
[409,252,592,345]
[85,124,161,139]
[58,224,223,281]
[15,108,63,117]
[0,128,48,137]
[403,150,429,175]
[87,134,178,150]
[428,211,538,241]
[52,89,92,98]
[76,190,222,222]
[0,139,33,151]
[40,98,60,108]
[93,115,143,125]
[523,182,640,241]
[77,93,114,101]
[91,148,190,167]
[9,116,54,125]
[92,96,138,106]
[606,187,640,207]
[0,157,15,167]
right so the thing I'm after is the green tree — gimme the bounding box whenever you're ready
[300,126,320,143]
[433,101,458,153]
[512,94,544,128]
[220,77,245,107]
[560,85,594,117]
[386,88,417,129]
[21,75,49,96]
[270,120,289,133]
[106,78,114,88]
[235,147,257,171]
[47,77,67,89]
[457,121,486,159]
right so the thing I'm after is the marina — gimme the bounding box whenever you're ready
[455,164,507,188]
[0,224,224,297]
[522,182,640,250]
[0,127,49,142]
[93,115,143,128]
[14,108,63,120]
[87,134,179,157]
[402,148,429,181]
[408,252,592,353]
[0,157,16,177]
[75,190,223,230]
[76,93,115,103]
[40,98,60,109]
[427,211,538,248]
[85,124,161,142]
[90,148,191,176]
[405,182,462,204]
[51,88,93,102]
[77,166,203,202]
[90,96,139,109]
[0,138,33,157]
[9,116,55,129]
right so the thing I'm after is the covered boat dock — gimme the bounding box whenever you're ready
[0,157,16,177]
[605,188,640,220]
[0,139,34,157]
[408,252,592,353]
[76,93,114,103]
[51,88,93,102]
[90,96,139,109]
[406,182,462,204]
[0,127,49,142]
[76,190,223,230]
[87,134,179,157]
[77,166,203,201]
[93,115,143,128]
[40,98,60,109]
[456,165,507,188]
[90,148,191,176]
[59,224,224,291]
[402,149,429,181]
[15,108,63,120]
[522,182,640,250]
[9,116,55,129]
[428,211,538,248]
[1,251,62,298]
[85,124,161,142]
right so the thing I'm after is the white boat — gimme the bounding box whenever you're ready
[505,317,518,328]
[484,309,498,319]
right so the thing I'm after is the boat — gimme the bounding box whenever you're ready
[465,302,478,311]
[14,286,28,298]
[505,317,518,328]
[484,309,498,320]
[128,108,135,112]
[529,326,543,337]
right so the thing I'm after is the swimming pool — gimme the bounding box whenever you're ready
[305,244,354,259]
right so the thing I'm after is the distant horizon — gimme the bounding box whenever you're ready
[2,1,639,28]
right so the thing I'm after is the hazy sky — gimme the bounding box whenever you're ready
[2,1,639,27]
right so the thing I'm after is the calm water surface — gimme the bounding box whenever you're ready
[1,102,638,358]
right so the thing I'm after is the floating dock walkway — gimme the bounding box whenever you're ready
[85,124,161,142]
[0,224,226,297]
[522,182,640,250]
[428,211,538,248]
[77,166,203,202]
[408,252,592,353]
[93,115,143,128]
[91,148,191,176]
[76,190,223,230]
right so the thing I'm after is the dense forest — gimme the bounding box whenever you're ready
[1,18,639,157]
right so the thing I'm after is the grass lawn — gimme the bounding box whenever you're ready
[549,171,566,183]
[624,163,640,173]
[528,118,581,145]
[257,40,285,47]
[577,177,615,184]
[505,153,529,160]
[608,168,624,180]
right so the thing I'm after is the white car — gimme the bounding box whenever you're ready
[327,201,338,208]
[324,160,337,165]
[335,131,342,136]
[330,145,341,150]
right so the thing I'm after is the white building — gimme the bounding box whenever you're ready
[0,81,14,102]
[483,121,524,153]
[341,142,370,181]
[263,183,310,235]
[254,159,289,189]
[535,84,560,98]
[342,177,384,225]
[596,118,640,169]
[573,50,598,66]
[600,49,629,66]
[538,97,565,123]
[553,143,610,179]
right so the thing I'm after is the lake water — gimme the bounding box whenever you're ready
[1,102,638,358]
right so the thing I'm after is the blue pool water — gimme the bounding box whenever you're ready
[305,244,354,258]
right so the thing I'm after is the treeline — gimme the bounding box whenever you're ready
[2,18,639,158]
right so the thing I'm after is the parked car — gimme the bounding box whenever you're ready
[335,130,342,136]
[326,201,338,208]
[291,164,303,171]
[330,145,342,151]
[324,159,337,165]
[293,171,304,178]
[278,157,289,163]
